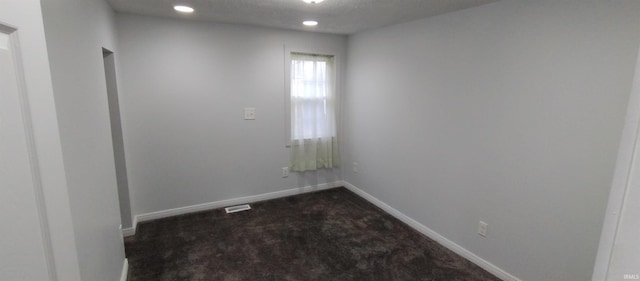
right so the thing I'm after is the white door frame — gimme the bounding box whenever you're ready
[0,22,57,281]
[592,44,640,281]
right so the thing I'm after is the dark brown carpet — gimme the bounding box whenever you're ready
[125,187,501,281]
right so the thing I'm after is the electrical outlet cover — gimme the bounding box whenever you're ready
[244,107,256,120]
[478,221,488,237]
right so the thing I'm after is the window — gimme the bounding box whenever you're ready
[289,53,339,171]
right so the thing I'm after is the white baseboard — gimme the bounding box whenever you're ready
[122,223,136,237]
[341,180,522,281]
[122,182,342,237]
[120,180,520,281]
[120,258,128,281]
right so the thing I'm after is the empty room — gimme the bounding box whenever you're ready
[2,0,640,280]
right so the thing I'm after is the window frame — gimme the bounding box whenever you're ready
[284,45,341,147]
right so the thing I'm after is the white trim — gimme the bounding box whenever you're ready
[283,44,291,148]
[341,181,522,281]
[123,182,342,237]
[122,216,137,237]
[121,180,521,281]
[122,224,136,237]
[120,259,128,281]
[2,24,57,281]
[283,44,343,148]
[592,40,640,281]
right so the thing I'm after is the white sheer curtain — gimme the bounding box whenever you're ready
[290,53,339,172]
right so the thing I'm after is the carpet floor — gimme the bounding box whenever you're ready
[125,187,501,281]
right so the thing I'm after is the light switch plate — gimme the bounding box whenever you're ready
[244,107,256,120]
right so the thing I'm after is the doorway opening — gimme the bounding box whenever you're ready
[102,48,132,229]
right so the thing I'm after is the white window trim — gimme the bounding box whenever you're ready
[283,44,341,148]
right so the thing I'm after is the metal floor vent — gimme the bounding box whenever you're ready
[225,204,252,214]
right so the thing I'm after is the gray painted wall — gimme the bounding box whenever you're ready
[40,0,126,280]
[343,1,640,280]
[115,14,346,217]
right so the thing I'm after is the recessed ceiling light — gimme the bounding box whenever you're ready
[302,0,324,3]
[174,5,194,13]
[303,20,318,26]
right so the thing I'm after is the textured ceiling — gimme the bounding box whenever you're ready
[107,0,499,34]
